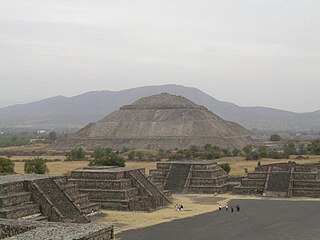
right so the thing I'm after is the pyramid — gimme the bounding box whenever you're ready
[54,93,252,150]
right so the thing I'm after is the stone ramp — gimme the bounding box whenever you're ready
[32,178,89,223]
[265,169,291,197]
[164,164,191,194]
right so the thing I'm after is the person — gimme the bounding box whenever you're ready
[219,204,222,211]
[180,205,184,211]
[231,206,234,213]
[225,205,229,211]
[236,205,240,212]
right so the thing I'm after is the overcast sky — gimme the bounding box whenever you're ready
[0,0,319,112]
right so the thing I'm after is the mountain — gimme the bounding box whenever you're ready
[0,84,319,131]
[54,93,252,150]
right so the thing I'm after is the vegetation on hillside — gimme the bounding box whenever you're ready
[24,158,49,174]
[0,157,15,173]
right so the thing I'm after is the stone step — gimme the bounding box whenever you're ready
[60,183,78,197]
[79,188,139,200]
[72,194,90,205]
[19,213,48,222]
[69,178,132,190]
[0,203,41,219]
[0,182,25,195]
[0,192,32,207]
[91,199,131,211]
[80,202,101,215]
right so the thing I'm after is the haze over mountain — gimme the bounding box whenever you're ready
[0,85,319,131]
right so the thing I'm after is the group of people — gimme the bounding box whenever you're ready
[218,204,240,213]
[175,204,184,211]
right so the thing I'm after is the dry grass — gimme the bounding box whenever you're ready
[93,194,229,234]
[14,161,89,175]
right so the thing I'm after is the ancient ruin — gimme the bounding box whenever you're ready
[150,161,230,194]
[68,166,172,211]
[54,93,252,150]
[0,219,113,239]
[234,162,320,197]
[0,174,100,223]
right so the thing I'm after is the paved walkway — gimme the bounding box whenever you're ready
[120,199,320,240]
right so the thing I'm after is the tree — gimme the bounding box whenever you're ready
[258,146,269,158]
[309,139,320,155]
[219,163,231,173]
[46,131,57,143]
[284,142,297,156]
[243,145,253,154]
[136,151,144,161]
[232,148,241,157]
[0,157,14,173]
[66,147,86,160]
[92,147,112,159]
[90,151,125,167]
[24,158,49,174]
[269,134,281,142]
[128,151,135,160]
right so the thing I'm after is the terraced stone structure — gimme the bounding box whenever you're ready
[69,166,171,211]
[233,162,320,197]
[54,93,252,150]
[150,161,229,194]
[0,219,113,239]
[0,174,100,223]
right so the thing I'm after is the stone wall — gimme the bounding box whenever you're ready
[0,219,114,240]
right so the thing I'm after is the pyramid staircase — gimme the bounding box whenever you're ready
[69,167,171,211]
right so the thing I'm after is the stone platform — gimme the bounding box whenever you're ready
[68,166,172,211]
[0,174,100,223]
[150,161,229,194]
[0,219,113,239]
[233,162,320,198]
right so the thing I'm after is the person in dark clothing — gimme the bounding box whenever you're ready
[219,204,222,211]
[236,205,240,212]
[231,206,234,213]
[225,205,229,211]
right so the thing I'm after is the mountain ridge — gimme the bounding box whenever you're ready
[0,84,319,131]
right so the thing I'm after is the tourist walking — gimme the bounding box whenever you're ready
[219,204,222,211]
[225,205,229,211]
[231,206,234,213]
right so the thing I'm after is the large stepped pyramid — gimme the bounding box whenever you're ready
[54,93,252,150]
[69,166,172,211]
[0,174,100,223]
[233,162,320,198]
[150,161,230,194]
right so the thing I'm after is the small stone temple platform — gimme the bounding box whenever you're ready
[0,174,100,223]
[233,162,320,198]
[68,166,172,211]
[0,219,114,240]
[150,161,229,194]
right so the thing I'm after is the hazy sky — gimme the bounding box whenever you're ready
[0,0,319,112]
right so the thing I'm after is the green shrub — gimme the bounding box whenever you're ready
[89,151,125,167]
[66,147,86,160]
[24,158,49,174]
[269,134,282,141]
[128,151,135,160]
[219,163,231,173]
[0,157,15,173]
